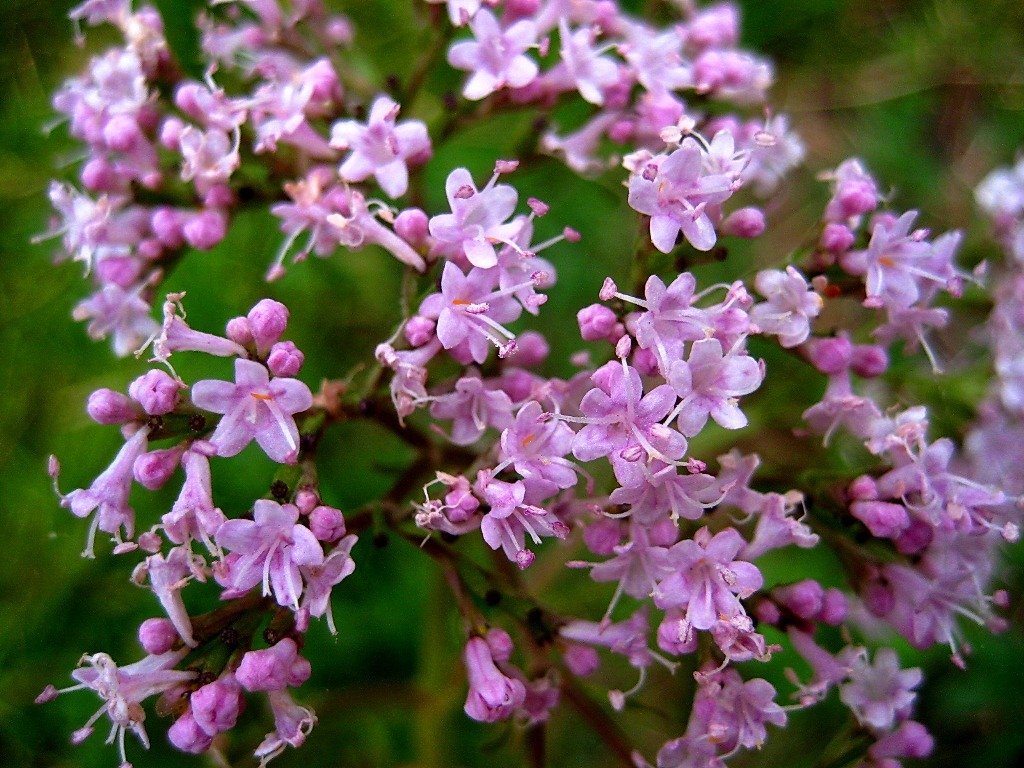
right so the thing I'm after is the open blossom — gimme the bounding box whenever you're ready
[215,499,324,609]
[191,358,313,463]
[463,635,526,722]
[447,9,539,100]
[627,136,738,252]
[329,95,430,198]
[428,166,521,269]
[840,648,922,731]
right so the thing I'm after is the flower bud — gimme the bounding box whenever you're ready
[773,579,823,620]
[404,315,436,347]
[248,299,289,354]
[191,673,244,736]
[151,207,185,248]
[851,500,909,539]
[236,639,311,692]
[851,344,888,378]
[130,369,182,415]
[803,336,852,375]
[267,341,304,377]
[394,208,430,246]
[87,388,140,425]
[818,588,847,625]
[577,303,617,341]
[309,505,346,542]
[513,331,549,367]
[485,628,515,662]
[167,708,213,754]
[820,222,854,254]
[225,316,254,347]
[721,207,766,238]
[138,617,179,655]
[134,445,185,490]
[463,636,526,722]
[182,209,226,250]
[103,114,142,152]
[562,643,601,676]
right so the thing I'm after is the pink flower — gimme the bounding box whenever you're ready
[192,358,312,463]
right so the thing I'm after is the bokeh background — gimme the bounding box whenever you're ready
[2,1,1024,767]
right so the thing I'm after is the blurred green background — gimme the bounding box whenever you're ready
[2,1,1024,767]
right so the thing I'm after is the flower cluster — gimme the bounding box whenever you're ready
[38,2,1019,768]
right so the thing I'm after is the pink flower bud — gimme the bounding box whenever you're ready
[267,341,305,377]
[820,222,854,254]
[851,500,909,539]
[577,303,617,341]
[203,185,235,209]
[773,579,823,620]
[404,315,436,346]
[236,638,311,692]
[847,475,879,501]
[160,116,185,149]
[309,505,346,541]
[294,489,319,515]
[130,369,182,415]
[133,445,185,490]
[512,330,549,367]
[485,628,515,662]
[894,517,933,555]
[394,208,430,246]
[87,388,140,425]
[225,316,254,346]
[151,208,185,248]
[863,580,895,617]
[138,617,179,654]
[191,673,244,736]
[103,114,142,152]
[182,210,227,250]
[167,708,213,754]
[721,207,766,238]
[818,588,847,625]
[81,158,117,191]
[851,344,888,378]
[869,721,934,760]
[803,336,853,374]
[248,299,290,354]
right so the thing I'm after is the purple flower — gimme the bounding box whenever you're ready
[330,95,430,198]
[428,167,521,269]
[627,137,737,252]
[668,336,764,436]
[429,372,514,445]
[479,477,569,568]
[215,499,324,609]
[750,266,822,348]
[655,526,762,632]
[299,534,358,634]
[192,358,313,463]
[498,400,578,496]
[839,648,922,731]
[254,689,317,766]
[447,9,539,100]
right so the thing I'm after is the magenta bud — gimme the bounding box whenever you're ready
[190,673,244,736]
[754,600,782,626]
[225,316,254,347]
[137,238,164,261]
[463,636,526,722]
[130,369,182,415]
[35,684,59,704]
[485,627,515,662]
[174,83,203,117]
[721,207,766,238]
[656,611,699,656]
[267,340,305,377]
[404,315,436,347]
[294,489,319,515]
[247,298,289,353]
[851,500,909,539]
[607,119,634,144]
[151,207,185,248]
[134,445,185,490]
[203,185,235,209]
[394,207,429,246]
[851,344,888,378]
[160,117,185,150]
[773,579,824,620]
[309,505,346,541]
[869,721,934,761]
[103,114,142,152]
[577,303,618,341]
[562,643,600,676]
[236,638,310,692]
[847,474,879,501]
[803,336,853,375]
[87,388,139,425]
[513,330,549,367]
[820,222,855,254]
[81,158,118,191]
[835,182,878,218]
[182,210,226,250]
[817,588,847,625]
[167,709,213,754]
[138,617,179,654]
[505,0,542,18]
